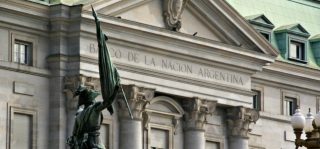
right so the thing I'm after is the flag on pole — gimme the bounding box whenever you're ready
[92,6,133,119]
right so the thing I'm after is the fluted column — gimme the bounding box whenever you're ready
[226,106,259,149]
[183,98,217,149]
[117,85,155,149]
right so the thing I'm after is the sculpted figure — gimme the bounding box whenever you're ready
[67,6,132,149]
[163,0,190,31]
[67,85,117,149]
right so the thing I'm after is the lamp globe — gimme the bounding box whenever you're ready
[291,108,305,130]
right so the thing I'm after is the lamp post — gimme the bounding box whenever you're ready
[291,108,320,149]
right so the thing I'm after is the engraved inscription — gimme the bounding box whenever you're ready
[89,43,98,53]
[87,43,247,86]
[162,59,193,74]
[198,68,243,85]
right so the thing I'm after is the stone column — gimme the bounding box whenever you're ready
[183,98,217,149]
[47,4,83,149]
[117,85,155,149]
[226,106,259,149]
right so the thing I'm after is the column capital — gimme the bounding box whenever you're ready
[64,75,100,110]
[183,97,217,130]
[117,84,155,120]
[226,106,259,138]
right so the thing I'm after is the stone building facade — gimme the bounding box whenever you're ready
[0,0,319,149]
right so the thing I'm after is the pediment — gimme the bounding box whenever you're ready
[245,14,274,29]
[275,23,310,37]
[83,0,279,56]
[87,0,224,42]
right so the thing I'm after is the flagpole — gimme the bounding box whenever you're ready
[91,5,133,119]
[120,85,134,119]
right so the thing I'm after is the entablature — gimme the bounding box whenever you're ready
[265,60,320,81]
[253,61,320,93]
[74,12,277,108]
[0,0,50,31]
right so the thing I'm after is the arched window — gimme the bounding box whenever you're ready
[143,96,184,149]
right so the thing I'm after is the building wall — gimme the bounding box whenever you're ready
[0,5,51,146]
[0,70,50,149]
[226,1,320,148]
[250,82,320,149]
[0,0,319,149]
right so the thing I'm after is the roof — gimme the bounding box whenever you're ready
[245,14,274,29]
[226,0,320,36]
[310,34,320,42]
[274,23,310,37]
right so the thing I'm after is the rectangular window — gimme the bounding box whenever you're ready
[206,141,220,149]
[289,41,306,62]
[8,106,37,149]
[12,113,32,149]
[260,32,270,41]
[252,90,262,111]
[283,97,297,116]
[100,123,110,149]
[150,128,169,149]
[13,40,32,65]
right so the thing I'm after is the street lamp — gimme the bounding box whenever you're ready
[291,108,320,149]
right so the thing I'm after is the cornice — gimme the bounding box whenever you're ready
[252,78,320,96]
[245,14,275,29]
[0,2,83,34]
[0,61,51,77]
[274,24,310,38]
[0,1,49,19]
[0,22,49,37]
[248,20,275,29]
[0,8,49,32]
[211,0,279,57]
[47,54,77,62]
[259,112,291,123]
[274,29,311,38]
[265,60,320,81]
[187,1,240,46]
[0,3,50,34]
[252,60,320,94]
[85,0,153,15]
